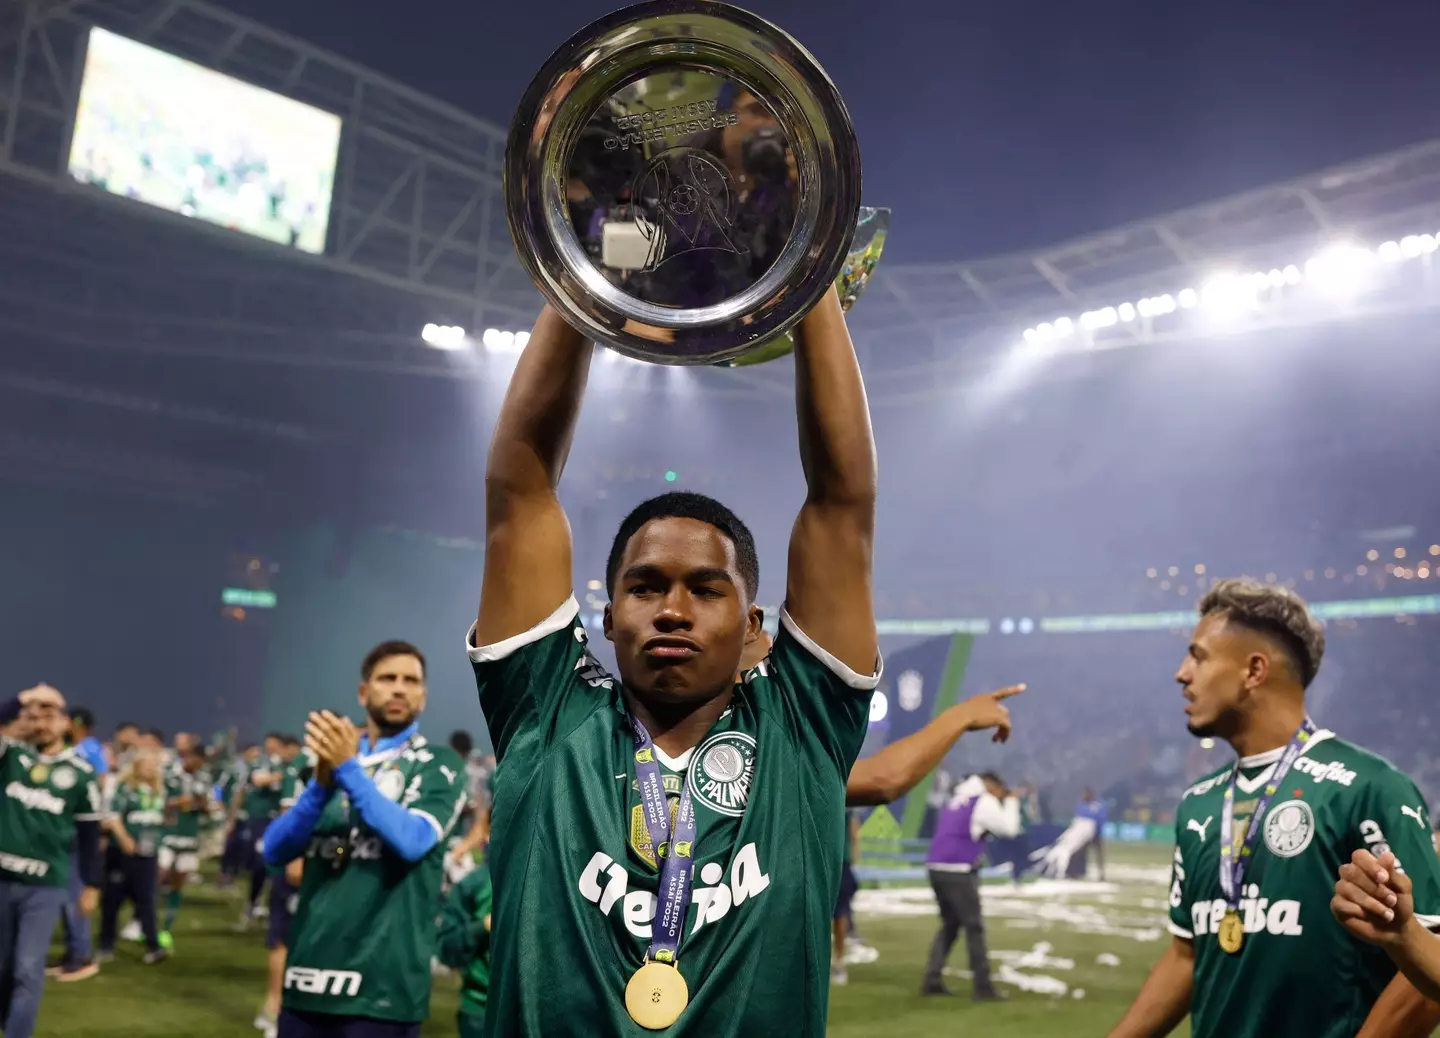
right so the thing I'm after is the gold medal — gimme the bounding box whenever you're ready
[1218,909,1245,954]
[29,764,49,784]
[625,960,689,1030]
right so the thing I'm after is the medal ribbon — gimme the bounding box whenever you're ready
[629,716,699,966]
[1218,717,1316,909]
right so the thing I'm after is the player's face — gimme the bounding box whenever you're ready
[24,703,68,750]
[1177,613,1254,740]
[360,653,427,733]
[263,736,282,757]
[132,751,159,784]
[605,517,762,702]
[116,726,138,749]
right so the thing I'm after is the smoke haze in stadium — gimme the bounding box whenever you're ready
[220,0,1440,262]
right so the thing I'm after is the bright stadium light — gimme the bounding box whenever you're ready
[481,328,531,354]
[421,323,467,350]
[1011,226,1440,355]
[1304,243,1376,299]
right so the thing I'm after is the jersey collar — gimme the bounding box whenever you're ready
[358,722,420,761]
[1234,727,1334,794]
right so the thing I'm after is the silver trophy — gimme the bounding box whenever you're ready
[505,0,869,365]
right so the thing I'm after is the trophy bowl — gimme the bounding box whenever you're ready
[505,0,863,365]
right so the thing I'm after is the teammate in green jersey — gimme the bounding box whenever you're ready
[470,287,880,1036]
[158,743,212,946]
[235,733,288,929]
[436,861,494,1038]
[263,639,467,1038]
[0,685,105,1038]
[98,747,168,963]
[1107,578,1440,1038]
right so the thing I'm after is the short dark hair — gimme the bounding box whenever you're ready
[606,492,760,601]
[281,734,301,748]
[979,771,1005,788]
[146,727,165,742]
[265,731,284,743]
[361,640,426,681]
[450,730,474,757]
[116,721,137,734]
[1199,577,1326,688]
[70,708,95,730]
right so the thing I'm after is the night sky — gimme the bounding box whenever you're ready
[218,0,1440,264]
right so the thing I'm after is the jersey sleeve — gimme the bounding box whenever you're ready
[744,609,881,779]
[402,748,469,845]
[1167,812,1195,940]
[75,768,103,822]
[1352,766,1440,932]
[467,596,617,764]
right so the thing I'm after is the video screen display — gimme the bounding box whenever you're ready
[67,27,342,254]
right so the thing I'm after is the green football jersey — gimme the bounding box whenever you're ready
[163,767,212,848]
[436,861,493,1018]
[1168,730,1440,1038]
[244,754,286,821]
[282,733,467,1023]
[0,738,103,887]
[469,597,877,1038]
[110,782,167,857]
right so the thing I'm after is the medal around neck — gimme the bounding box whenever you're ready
[1217,910,1244,954]
[626,959,690,1029]
[505,0,863,365]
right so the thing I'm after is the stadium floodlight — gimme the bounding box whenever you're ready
[1303,243,1376,299]
[480,328,531,353]
[1015,228,1440,354]
[421,323,468,350]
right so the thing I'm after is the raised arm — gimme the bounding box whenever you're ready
[846,685,1024,806]
[784,287,878,674]
[475,306,591,645]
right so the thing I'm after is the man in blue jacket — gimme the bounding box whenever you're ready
[262,640,465,1038]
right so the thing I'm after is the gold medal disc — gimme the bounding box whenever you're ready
[625,960,689,1030]
[1218,910,1245,954]
[29,764,49,784]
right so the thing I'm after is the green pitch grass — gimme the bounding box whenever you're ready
[40,845,1183,1037]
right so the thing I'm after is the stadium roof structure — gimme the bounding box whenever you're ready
[3,0,1440,412]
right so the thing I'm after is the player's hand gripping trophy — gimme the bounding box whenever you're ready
[505,0,890,369]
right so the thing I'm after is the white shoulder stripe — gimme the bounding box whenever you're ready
[1167,919,1194,940]
[467,596,580,664]
[1416,913,1440,933]
[779,609,883,691]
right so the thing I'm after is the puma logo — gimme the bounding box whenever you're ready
[1187,816,1213,843]
[1402,805,1427,830]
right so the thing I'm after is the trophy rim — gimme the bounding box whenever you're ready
[505,0,863,365]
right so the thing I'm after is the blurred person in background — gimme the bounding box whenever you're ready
[157,742,212,949]
[1106,579,1440,1038]
[140,728,165,753]
[253,745,309,1038]
[97,747,167,964]
[1076,787,1109,880]
[0,685,104,1037]
[52,706,108,981]
[444,731,489,885]
[263,640,465,1038]
[218,743,259,888]
[739,630,1024,979]
[921,771,1021,1000]
[436,860,493,1038]
[234,732,287,930]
